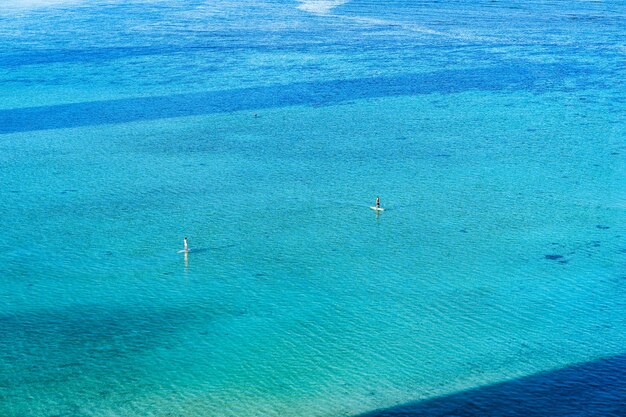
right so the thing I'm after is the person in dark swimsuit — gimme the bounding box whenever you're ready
[376,197,380,208]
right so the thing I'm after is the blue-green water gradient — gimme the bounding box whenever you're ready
[0,1,624,416]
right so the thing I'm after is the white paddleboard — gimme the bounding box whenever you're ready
[370,206,385,212]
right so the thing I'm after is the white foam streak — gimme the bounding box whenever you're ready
[296,0,491,42]
[337,15,492,43]
[296,0,350,15]
[0,0,83,9]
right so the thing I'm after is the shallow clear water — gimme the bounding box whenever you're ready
[0,1,624,416]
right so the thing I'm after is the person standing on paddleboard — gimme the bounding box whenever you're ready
[376,197,380,208]
[184,237,189,253]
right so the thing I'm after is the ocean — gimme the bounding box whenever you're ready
[0,1,624,416]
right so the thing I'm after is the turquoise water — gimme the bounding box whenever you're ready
[0,1,625,416]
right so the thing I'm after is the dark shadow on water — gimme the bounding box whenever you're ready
[355,354,626,417]
[177,244,235,254]
[180,244,236,253]
[0,62,580,134]
[185,248,209,254]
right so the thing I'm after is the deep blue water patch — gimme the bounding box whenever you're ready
[355,354,626,417]
[0,62,581,134]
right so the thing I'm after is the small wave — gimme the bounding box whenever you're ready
[296,0,350,15]
[296,1,492,43]
[0,0,83,9]
[341,15,493,43]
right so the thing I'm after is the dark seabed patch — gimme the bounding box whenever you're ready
[544,254,564,260]
[596,225,610,230]
[0,62,582,135]
[354,354,626,417]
